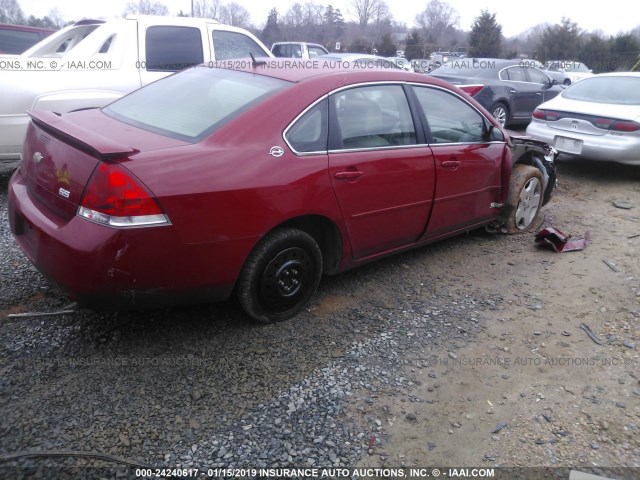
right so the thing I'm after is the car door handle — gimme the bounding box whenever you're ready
[508,88,516,94]
[536,92,542,96]
[441,160,461,170]
[334,170,364,180]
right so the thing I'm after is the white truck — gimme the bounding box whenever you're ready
[0,15,272,171]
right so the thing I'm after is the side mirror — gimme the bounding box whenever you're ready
[482,120,495,141]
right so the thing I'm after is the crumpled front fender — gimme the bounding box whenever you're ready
[508,132,557,206]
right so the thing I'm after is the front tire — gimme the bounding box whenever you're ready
[502,164,544,233]
[238,228,322,323]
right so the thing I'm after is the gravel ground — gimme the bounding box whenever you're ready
[1,159,639,480]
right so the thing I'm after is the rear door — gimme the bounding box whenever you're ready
[327,84,436,259]
[411,85,506,238]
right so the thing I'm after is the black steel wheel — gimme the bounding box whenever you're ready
[238,228,322,323]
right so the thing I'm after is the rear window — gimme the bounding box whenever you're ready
[562,76,640,105]
[145,26,203,71]
[104,67,290,141]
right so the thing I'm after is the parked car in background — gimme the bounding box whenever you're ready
[411,58,435,73]
[0,15,272,172]
[318,52,401,69]
[429,58,562,127]
[0,23,55,54]
[544,60,594,86]
[526,73,640,165]
[430,51,465,67]
[387,56,413,71]
[8,61,555,323]
[271,41,328,59]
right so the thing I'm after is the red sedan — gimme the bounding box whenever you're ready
[8,60,556,322]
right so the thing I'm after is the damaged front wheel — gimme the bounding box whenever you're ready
[502,164,544,233]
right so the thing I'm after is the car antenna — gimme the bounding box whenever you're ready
[250,53,267,67]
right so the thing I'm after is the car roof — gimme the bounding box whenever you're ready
[205,59,451,85]
[592,72,640,78]
[272,41,324,46]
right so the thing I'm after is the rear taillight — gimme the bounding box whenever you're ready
[533,109,562,121]
[610,120,640,132]
[78,163,169,227]
[459,84,484,96]
[533,110,639,132]
[532,109,545,120]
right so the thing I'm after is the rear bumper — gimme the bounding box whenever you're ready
[8,169,256,310]
[527,121,640,165]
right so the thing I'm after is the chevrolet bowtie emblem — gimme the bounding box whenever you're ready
[33,152,43,163]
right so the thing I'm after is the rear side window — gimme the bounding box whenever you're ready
[285,100,328,153]
[145,26,203,71]
[0,28,41,54]
[104,67,290,141]
[213,30,269,60]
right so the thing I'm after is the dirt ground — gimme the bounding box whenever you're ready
[357,157,640,475]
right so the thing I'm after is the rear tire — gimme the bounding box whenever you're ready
[237,228,322,323]
[502,164,544,234]
[490,102,510,128]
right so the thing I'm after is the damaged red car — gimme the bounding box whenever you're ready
[8,61,556,322]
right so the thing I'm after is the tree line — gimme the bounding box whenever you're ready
[2,0,639,71]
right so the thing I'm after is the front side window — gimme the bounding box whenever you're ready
[104,67,290,141]
[527,67,550,84]
[213,30,269,60]
[332,85,417,149]
[413,86,492,143]
[145,26,203,71]
[285,100,328,153]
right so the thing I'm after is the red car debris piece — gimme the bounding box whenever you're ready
[534,227,591,252]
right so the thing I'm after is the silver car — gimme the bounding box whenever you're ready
[526,73,640,165]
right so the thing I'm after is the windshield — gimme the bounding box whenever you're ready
[104,66,291,141]
[562,76,640,105]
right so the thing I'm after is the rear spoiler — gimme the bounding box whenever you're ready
[27,110,139,160]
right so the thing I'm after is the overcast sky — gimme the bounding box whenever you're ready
[18,0,639,38]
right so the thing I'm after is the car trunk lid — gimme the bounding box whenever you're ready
[537,98,640,136]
